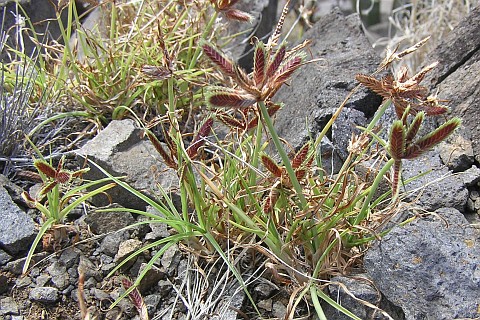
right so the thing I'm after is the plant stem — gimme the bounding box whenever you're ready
[188,11,218,70]
[354,157,395,226]
[258,101,307,208]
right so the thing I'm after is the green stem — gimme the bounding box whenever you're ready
[249,119,264,186]
[258,101,307,208]
[188,11,218,69]
[354,157,395,226]
[310,286,327,320]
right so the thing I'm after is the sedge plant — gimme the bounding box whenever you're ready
[21,149,115,274]
[79,2,460,319]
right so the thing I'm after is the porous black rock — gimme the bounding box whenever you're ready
[364,207,480,320]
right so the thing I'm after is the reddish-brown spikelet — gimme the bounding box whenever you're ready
[295,169,307,181]
[405,112,425,144]
[273,56,303,85]
[224,8,254,22]
[218,114,246,130]
[40,181,58,196]
[355,74,389,99]
[266,46,286,79]
[246,116,259,130]
[391,159,402,199]
[253,43,266,87]
[34,160,57,179]
[202,44,236,78]
[55,171,72,184]
[404,118,461,159]
[419,98,450,116]
[187,118,214,158]
[145,130,177,169]
[261,155,283,178]
[389,121,406,160]
[207,90,256,108]
[292,143,310,169]
[22,191,37,206]
[122,278,148,320]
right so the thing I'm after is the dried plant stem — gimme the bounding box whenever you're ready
[258,101,307,208]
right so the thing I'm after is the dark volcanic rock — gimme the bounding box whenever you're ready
[426,5,480,163]
[274,9,382,154]
[84,206,135,235]
[364,207,480,320]
[0,186,36,256]
[401,151,468,212]
[326,275,404,320]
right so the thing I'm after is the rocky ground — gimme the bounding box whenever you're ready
[1,2,480,320]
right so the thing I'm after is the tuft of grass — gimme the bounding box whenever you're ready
[379,0,480,71]
[2,0,463,318]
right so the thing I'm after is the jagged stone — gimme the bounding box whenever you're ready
[77,119,179,210]
[364,207,480,320]
[426,6,480,163]
[0,186,36,256]
[273,9,382,172]
[325,275,404,320]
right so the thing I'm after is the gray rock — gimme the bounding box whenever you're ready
[438,130,474,172]
[77,119,178,210]
[59,247,80,269]
[46,260,69,290]
[0,186,36,255]
[0,273,8,294]
[144,294,162,317]
[160,243,180,273]
[332,107,368,161]
[29,287,60,304]
[274,9,382,152]
[401,151,468,212]
[272,300,287,319]
[326,275,402,320]
[78,255,103,282]
[137,264,166,294]
[426,6,480,163]
[364,207,480,320]
[5,252,47,275]
[85,206,135,235]
[0,248,11,266]
[0,296,19,316]
[35,274,51,287]
[253,281,277,299]
[461,165,480,187]
[99,230,129,257]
